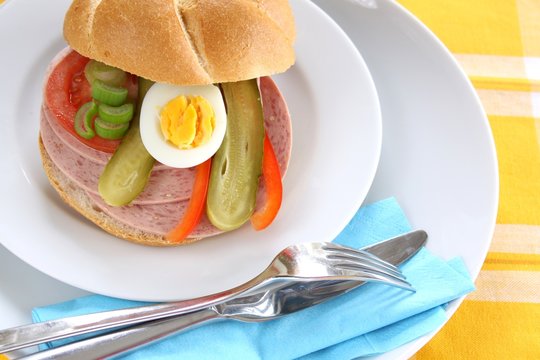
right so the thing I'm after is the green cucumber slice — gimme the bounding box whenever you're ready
[98,103,134,124]
[92,80,128,106]
[85,60,127,87]
[95,118,129,140]
[74,101,97,140]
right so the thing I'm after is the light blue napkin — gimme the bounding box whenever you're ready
[32,198,475,359]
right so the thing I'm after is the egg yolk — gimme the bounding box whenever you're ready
[160,95,215,149]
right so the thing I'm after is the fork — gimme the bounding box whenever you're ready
[18,280,394,360]
[14,230,427,360]
[0,241,413,354]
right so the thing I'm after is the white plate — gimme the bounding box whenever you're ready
[314,0,498,358]
[0,0,382,301]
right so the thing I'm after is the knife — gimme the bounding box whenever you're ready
[5,230,427,359]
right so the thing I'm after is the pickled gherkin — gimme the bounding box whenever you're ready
[206,80,265,231]
[98,79,155,206]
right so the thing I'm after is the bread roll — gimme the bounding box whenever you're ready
[63,0,296,85]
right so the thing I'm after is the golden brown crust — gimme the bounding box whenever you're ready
[253,0,296,44]
[39,137,202,247]
[63,0,296,85]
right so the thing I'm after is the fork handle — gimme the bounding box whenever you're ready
[18,309,220,360]
[0,275,265,353]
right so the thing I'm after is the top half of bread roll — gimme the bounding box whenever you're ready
[64,0,296,85]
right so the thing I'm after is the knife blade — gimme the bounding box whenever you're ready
[15,230,427,360]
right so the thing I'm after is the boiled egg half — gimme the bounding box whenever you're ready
[140,83,227,168]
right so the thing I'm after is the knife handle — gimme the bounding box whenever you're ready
[19,309,219,360]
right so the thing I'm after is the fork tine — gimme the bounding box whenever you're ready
[322,243,399,268]
[333,262,407,283]
[332,259,405,280]
[326,254,403,278]
[321,243,402,275]
[362,276,415,292]
[336,270,416,292]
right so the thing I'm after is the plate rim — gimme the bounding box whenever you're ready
[388,1,499,357]
[311,0,499,358]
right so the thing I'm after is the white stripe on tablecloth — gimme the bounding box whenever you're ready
[491,224,540,254]
[467,271,540,303]
[454,54,527,79]
[524,57,540,80]
[476,89,533,117]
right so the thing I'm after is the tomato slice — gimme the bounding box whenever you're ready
[44,50,138,153]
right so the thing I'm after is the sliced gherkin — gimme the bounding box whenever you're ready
[98,78,155,206]
[206,79,265,231]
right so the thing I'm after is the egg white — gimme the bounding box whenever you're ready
[140,83,227,168]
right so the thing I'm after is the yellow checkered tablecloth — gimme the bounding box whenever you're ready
[397,0,540,359]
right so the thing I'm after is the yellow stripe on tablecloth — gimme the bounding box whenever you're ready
[482,253,540,271]
[491,224,540,254]
[471,77,540,92]
[454,54,527,79]
[398,0,523,56]
[489,115,540,225]
[517,0,540,57]
[412,301,540,359]
[477,90,533,117]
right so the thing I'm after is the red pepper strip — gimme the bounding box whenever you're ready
[251,134,283,231]
[166,158,212,243]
